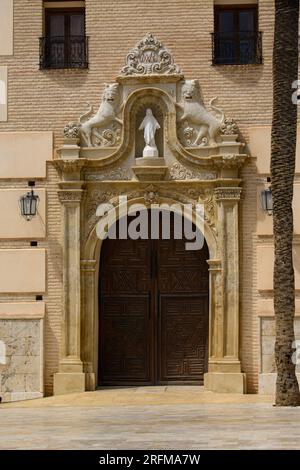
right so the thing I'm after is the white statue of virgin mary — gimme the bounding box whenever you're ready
[139,108,160,157]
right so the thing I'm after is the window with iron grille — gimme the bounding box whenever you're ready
[40,7,88,69]
[212,4,262,65]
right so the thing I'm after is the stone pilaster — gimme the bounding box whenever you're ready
[204,187,246,393]
[53,183,85,395]
[81,259,97,391]
[207,259,223,359]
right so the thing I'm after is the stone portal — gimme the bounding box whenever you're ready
[53,33,248,395]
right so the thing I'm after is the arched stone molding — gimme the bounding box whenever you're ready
[80,195,220,391]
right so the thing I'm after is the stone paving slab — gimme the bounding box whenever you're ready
[2,388,299,450]
[0,403,300,449]
[1,386,274,408]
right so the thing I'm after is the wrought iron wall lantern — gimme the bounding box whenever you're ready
[19,184,39,221]
[261,177,273,216]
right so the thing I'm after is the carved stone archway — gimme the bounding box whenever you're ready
[81,195,218,389]
[53,33,248,395]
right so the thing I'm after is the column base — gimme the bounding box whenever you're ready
[85,372,96,391]
[204,372,246,393]
[53,372,85,396]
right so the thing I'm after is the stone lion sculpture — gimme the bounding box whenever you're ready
[79,83,123,147]
[176,79,224,146]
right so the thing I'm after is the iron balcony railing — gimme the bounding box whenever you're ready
[211,31,263,65]
[39,35,88,69]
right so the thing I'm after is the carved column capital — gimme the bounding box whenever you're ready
[214,187,242,202]
[53,158,86,173]
[207,259,222,271]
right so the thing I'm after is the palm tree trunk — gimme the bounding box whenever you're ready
[271,0,300,406]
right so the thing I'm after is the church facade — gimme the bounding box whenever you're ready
[0,0,299,402]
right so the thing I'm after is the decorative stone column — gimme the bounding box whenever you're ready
[204,187,246,393]
[81,259,97,391]
[207,259,223,359]
[53,182,86,395]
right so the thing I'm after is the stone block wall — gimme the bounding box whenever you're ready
[0,317,43,402]
[259,317,300,394]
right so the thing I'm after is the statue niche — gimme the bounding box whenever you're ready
[135,102,164,159]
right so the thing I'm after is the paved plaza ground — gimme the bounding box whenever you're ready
[1,387,300,450]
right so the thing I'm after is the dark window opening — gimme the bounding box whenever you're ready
[40,8,88,69]
[212,4,262,65]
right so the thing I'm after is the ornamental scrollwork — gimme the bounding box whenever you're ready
[93,125,122,147]
[169,162,216,181]
[202,191,217,234]
[84,189,120,241]
[121,32,181,76]
[85,167,129,181]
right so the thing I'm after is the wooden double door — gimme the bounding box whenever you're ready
[99,214,209,385]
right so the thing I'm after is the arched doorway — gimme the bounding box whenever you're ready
[98,211,209,386]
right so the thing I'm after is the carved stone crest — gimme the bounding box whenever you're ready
[121,32,181,76]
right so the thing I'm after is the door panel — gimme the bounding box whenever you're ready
[99,235,153,384]
[100,295,151,383]
[158,295,208,383]
[99,212,209,386]
[157,230,209,383]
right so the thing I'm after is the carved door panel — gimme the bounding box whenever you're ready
[99,235,153,384]
[99,214,209,385]
[157,234,209,383]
